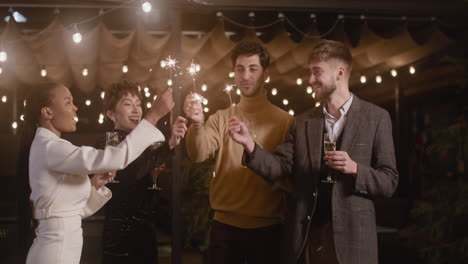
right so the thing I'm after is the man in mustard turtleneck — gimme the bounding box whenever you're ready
[183,41,293,264]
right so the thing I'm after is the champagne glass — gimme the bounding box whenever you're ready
[148,163,165,190]
[105,132,120,183]
[322,132,336,183]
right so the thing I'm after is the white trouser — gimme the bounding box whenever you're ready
[26,215,83,264]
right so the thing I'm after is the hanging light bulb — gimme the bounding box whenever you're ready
[145,92,151,98]
[41,67,47,77]
[202,98,208,105]
[23,100,26,107]
[236,89,241,95]
[282,99,289,105]
[288,109,295,116]
[142,1,152,13]
[100,91,105,99]
[360,75,367,83]
[143,87,149,93]
[85,99,91,106]
[122,65,128,73]
[167,79,173,86]
[153,95,157,100]
[204,107,209,113]
[72,24,82,44]
[98,118,104,124]
[228,72,235,78]
[82,67,88,76]
[390,69,398,77]
[312,92,316,99]
[0,67,3,74]
[315,102,321,107]
[271,88,278,96]
[296,78,303,85]
[12,121,18,129]
[0,51,7,62]
[201,84,207,91]
[265,76,270,83]
[1,95,7,103]
[99,113,104,120]
[20,114,25,121]
[146,102,152,109]
[409,66,416,74]
[306,86,313,94]
[375,75,382,84]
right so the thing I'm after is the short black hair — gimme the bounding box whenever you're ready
[103,79,142,113]
[231,40,270,69]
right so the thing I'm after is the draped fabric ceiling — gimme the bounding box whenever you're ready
[0,15,454,115]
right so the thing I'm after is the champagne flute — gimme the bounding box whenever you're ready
[323,132,336,183]
[105,131,120,183]
[148,163,165,190]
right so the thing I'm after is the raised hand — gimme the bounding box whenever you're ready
[169,116,188,149]
[227,116,255,154]
[145,88,175,125]
[183,93,204,126]
[324,151,358,175]
[91,171,116,189]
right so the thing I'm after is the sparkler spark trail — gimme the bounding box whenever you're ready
[224,84,234,106]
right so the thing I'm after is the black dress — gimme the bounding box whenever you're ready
[96,129,172,264]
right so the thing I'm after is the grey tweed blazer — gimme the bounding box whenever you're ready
[243,96,399,264]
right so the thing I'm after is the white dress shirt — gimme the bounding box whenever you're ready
[323,94,354,142]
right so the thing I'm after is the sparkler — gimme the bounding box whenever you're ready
[224,84,235,107]
[160,56,179,87]
[187,60,201,93]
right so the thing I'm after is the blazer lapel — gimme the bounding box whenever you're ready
[305,110,324,174]
[340,96,364,153]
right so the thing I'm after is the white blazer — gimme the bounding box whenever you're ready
[29,119,164,219]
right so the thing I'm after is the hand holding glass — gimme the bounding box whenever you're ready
[323,133,336,183]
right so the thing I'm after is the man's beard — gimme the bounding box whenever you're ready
[315,81,336,102]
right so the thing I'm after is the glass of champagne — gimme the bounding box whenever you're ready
[148,163,165,190]
[105,131,120,183]
[323,132,336,183]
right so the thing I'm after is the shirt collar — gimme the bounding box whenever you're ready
[322,94,354,119]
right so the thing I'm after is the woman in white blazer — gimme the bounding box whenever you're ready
[18,82,174,264]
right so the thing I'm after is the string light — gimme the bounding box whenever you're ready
[282,99,289,105]
[306,86,313,94]
[12,121,17,129]
[153,95,157,100]
[201,84,207,92]
[142,1,152,13]
[100,91,105,99]
[360,75,367,83]
[1,95,7,103]
[0,67,3,74]
[41,67,47,77]
[146,102,152,108]
[98,113,104,124]
[73,116,79,122]
[409,66,416,74]
[167,79,173,86]
[23,100,26,107]
[312,92,316,99]
[271,88,277,96]
[236,89,241,95]
[202,98,208,105]
[315,102,321,107]
[144,87,149,93]
[375,75,382,83]
[122,65,128,73]
[82,67,88,76]
[229,72,235,78]
[265,76,270,83]
[288,109,295,116]
[391,69,398,77]
[72,24,82,44]
[20,114,25,121]
[296,78,303,85]
[85,99,91,106]
[0,51,7,62]
[204,107,209,113]
[145,92,151,98]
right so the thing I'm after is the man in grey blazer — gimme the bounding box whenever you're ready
[228,39,398,264]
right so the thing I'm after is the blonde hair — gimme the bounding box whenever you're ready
[309,39,352,71]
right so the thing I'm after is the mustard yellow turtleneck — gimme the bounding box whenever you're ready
[186,90,293,228]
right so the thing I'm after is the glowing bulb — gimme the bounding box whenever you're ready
[144,87,149,93]
[201,84,207,91]
[1,95,7,103]
[99,113,104,120]
[23,100,26,107]
[82,68,88,76]
[160,61,166,68]
[142,1,152,13]
[98,119,104,124]
[122,65,128,73]
[288,109,295,116]
[271,88,277,96]
[265,76,270,83]
[204,107,209,113]
[202,98,208,105]
[360,75,367,83]
[312,92,316,99]
[375,75,382,83]
[306,86,313,94]
[0,51,7,62]
[12,121,17,129]
[145,92,151,98]
[146,102,152,109]
[41,68,47,77]
[0,67,2,74]
[236,89,241,95]
[73,117,79,122]
[20,114,25,121]
[85,99,91,106]
[391,69,397,77]
[72,32,82,43]
[195,64,201,72]
[296,78,303,85]
[100,91,105,99]
[167,79,173,86]
[229,72,235,78]
[282,99,289,105]
[315,102,321,107]
[153,95,157,100]
[409,66,416,74]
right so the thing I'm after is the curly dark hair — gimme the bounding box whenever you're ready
[103,79,142,113]
[231,40,270,69]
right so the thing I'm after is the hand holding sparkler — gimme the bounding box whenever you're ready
[183,93,204,127]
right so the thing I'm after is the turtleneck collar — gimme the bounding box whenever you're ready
[236,89,269,114]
